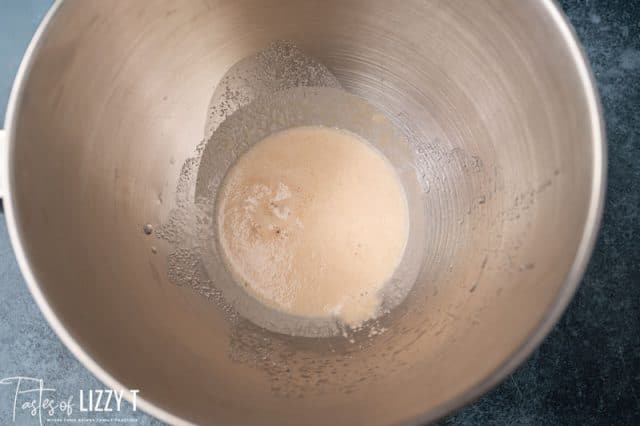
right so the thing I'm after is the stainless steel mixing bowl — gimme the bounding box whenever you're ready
[1,1,605,424]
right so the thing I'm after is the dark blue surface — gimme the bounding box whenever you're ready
[1,1,638,425]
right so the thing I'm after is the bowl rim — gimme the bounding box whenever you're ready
[2,0,606,424]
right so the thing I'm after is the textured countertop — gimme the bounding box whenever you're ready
[1,1,638,424]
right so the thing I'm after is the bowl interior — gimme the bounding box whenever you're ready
[9,1,601,424]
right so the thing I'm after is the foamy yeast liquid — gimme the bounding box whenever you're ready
[217,126,409,327]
